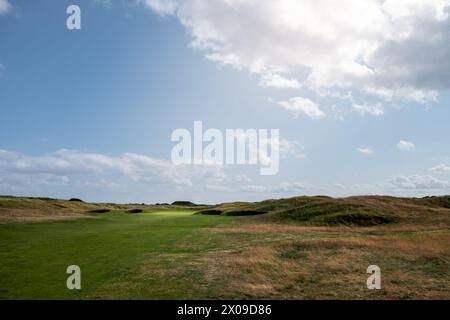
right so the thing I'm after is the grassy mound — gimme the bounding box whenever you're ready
[416,195,450,209]
[172,201,197,206]
[197,195,450,227]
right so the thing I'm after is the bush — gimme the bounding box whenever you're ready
[171,201,197,206]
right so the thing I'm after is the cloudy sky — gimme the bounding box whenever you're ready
[1,0,450,203]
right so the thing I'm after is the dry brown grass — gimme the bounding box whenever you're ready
[0,207,94,223]
[135,226,450,299]
[215,221,450,235]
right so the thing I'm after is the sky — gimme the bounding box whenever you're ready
[0,0,450,204]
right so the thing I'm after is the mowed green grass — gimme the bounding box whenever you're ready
[0,211,238,299]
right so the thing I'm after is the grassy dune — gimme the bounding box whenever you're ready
[198,195,450,227]
[0,195,449,299]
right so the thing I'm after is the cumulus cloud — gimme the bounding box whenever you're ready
[397,140,416,152]
[143,0,450,103]
[205,184,233,192]
[352,103,384,116]
[0,172,70,190]
[273,182,307,193]
[389,174,449,189]
[144,0,177,16]
[0,0,11,15]
[357,146,374,155]
[257,138,305,167]
[239,181,313,194]
[429,164,450,173]
[277,97,326,119]
[239,185,269,193]
[0,149,226,188]
[259,73,301,89]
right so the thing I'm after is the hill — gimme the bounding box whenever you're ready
[2,194,449,227]
[0,196,205,223]
[197,195,450,227]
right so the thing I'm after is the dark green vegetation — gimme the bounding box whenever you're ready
[0,195,449,299]
[171,201,199,206]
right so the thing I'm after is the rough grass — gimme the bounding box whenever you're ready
[0,196,206,223]
[136,225,450,299]
[0,195,449,299]
[198,195,450,227]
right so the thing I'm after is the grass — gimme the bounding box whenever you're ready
[0,195,449,299]
[0,210,239,299]
[198,195,450,227]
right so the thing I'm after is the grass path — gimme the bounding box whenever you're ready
[0,211,238,299]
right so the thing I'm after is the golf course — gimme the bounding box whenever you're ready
[0,195,449,299]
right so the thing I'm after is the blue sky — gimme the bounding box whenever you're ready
[1,0,450,203]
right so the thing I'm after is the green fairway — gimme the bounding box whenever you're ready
[0,211,238,299]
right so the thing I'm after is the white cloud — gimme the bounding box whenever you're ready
[429,164,450,173]
[259,73,301,89]
[357,146,374,155]
[84,179,120,190]
[352,103,384,116]
[0,149,226,188]
[239,185,269,193]
[257,138,305,167]
[144,0,177,16]
[274,182,307,193]
[397,140,416,152]
[237,181,317,194]
[205,184,233,192]
[144,0,450,102]
[0,172,70,188]
[277,97,326,119]
[389,174,449,189]
[0,0,11,15]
